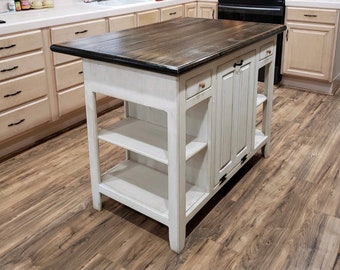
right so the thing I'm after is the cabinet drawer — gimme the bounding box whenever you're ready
[109,14,137,31]
[161,5,184,21]
[0,30,43,59]
[185,70,212,99]
[259,41,274,60]
[55,60,84,91]
[287,7,338,24]
[0,51,45,81]
[0,71,48,111]
[57,85,85,116]
[0,97,50,141]
[51,19,107,65]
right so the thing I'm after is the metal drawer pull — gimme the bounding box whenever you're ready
[304,14,317,17]
[0,44,16,50]
[199,82,206,88]
[233,60,243,68]
[78,71,83,74]
[8,118,25,127]
[1,65,18,72]
[4,90,22,98]
[75,30,88,35]
[266,49,272,54]
[169,12,177,15]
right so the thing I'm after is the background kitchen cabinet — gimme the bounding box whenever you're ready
[161,5,184,21]
[282,7,340,94]
[0,30,50,142]
[50,19,108,116]
[137,9,160,26]
[197,2,217,19]
[184,2,197,18]
[109,14,137,31]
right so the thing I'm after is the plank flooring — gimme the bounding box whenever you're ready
[0,86,339,270]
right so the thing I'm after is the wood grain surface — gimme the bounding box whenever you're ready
[50,18,286,75]
[0,85,339,269]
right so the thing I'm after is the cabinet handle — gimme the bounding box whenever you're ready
[304,14,317,17]
[0,44,16,50]
[4,90,22,98]
[233,60,243,68]
[169,12,176,15]
[266,49,272,54]
[1,65,18,72]
[212,9,215,19]
[75,30,88,35]
[8,118,25,127]
[286,29,289,42]
[199,82,206,88]
[78,71,83,74]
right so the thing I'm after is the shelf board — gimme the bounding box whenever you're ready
[99,160,209,226]
[98,117,207,164]
[256,94,267,107]
[254,129,268,151]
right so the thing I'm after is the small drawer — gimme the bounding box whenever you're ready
[185,70,212,99]
[137,9,160,27]
[0,71,48,111]
[109,14,137,32]
[259,42,274,61]
[51,19,107,65]
[0,97,50,141]
[0,51,45,81]
[0,30,43,59]
[57,85,85,116]
[287,7,338,24]
[55,60,84,91]
[161,5,184,21]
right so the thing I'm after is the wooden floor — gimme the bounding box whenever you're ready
[0,86,339,270]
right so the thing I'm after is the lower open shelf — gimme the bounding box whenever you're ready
[99,160,209,226]
[254,129,268,151]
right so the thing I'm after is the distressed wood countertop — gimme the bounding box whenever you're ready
[51,17,286,75]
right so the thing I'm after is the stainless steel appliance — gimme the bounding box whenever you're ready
[218,0,285,84]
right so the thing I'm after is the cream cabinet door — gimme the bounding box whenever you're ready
[185,3,197,18]
[282,22,335,81]
[109,14,137,32]
[197,2,217,19]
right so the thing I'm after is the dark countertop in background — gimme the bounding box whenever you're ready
[51,17,286,75]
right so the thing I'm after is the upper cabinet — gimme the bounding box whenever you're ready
[282,7,339,83]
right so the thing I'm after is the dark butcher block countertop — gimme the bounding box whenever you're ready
[50,18,286,75]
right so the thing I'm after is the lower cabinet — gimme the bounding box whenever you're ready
[215,51,255,184]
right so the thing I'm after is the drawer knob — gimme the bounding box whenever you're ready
[4,90,22,98]
[266,49,272,54]
[78,71,83,75]
[8,118,25,127]
[199,82,206,88]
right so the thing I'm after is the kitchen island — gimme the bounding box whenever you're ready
[51,17,286,253]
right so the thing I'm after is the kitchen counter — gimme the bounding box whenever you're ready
[51,18,286,74]
[51,17,285,253]
[0,0,216,35]
[286,0,340,9]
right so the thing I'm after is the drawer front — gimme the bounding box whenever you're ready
[51,19,107,65]
[186,70,212,99]
[137,10,160,26]
[55,60,84,91]
[0,97,50,141]
[109,14,137,32]
[57,85,85,116]
[161,5,184,21]
[0,30,43,58]
[287,7,338,24]
[0,51,45,81]
[0,71,48,111]
[259,41,274,61]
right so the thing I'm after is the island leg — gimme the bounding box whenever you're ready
[85,88,102,211]
[167,101,186,253]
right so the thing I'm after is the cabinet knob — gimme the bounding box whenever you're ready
[266,49,272,55]
[199,82,206,88]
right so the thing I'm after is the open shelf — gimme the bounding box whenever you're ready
[98,117,207,164]
[99,160,209,226]
[256,93,267,107]
[254,129,268,151]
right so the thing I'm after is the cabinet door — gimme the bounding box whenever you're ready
[197,2,217,19]
[215,51,255,184]
[282,22,335,81]
[185,3,197,18]
[109,14,137,32]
